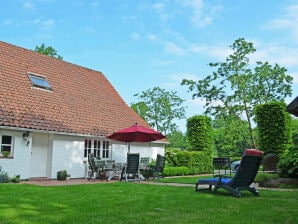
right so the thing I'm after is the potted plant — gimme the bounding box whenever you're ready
[57,170,67,181]
[2,151,10,158]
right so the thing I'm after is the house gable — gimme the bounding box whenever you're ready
[0,41,148,136]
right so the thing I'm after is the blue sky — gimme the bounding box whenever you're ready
[1,0,298,132]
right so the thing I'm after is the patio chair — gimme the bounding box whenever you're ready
[195,149,264,197]
[145,154,165,180]
[120,153,141,182]
[87,153,105,181]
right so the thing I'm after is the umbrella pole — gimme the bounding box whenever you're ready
[128,142,130,153]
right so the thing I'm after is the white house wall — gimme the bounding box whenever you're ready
[111,142,165,163]
[0,129,166,180]
[0,129,31,179]
[51,135,85,179]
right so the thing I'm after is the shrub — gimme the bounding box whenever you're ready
[0,166,10,183]
[255,102,292,158]
[278,148,298,178]
[164,167,192,176]
[255,172,279,184]
[187,115,213,154]
[165,148,212,175]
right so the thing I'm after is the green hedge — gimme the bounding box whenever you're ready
[186,115,213,154]
[255,102,292,158]
[165,148,212,175]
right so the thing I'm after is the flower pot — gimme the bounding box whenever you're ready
[57,170,67,181]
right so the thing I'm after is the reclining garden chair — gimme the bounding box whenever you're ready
[145,154,165,180]
[195,149,264,197]
[87,153,105,181]
[120,153,141,182]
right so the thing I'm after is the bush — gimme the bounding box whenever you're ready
[255,172,279,184]
[165,148,213,175]
[164,167,192,176]
[278,148,298,178]
[0,166,10,183]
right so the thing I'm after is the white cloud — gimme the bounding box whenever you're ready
[152,3,166,12]
[151,59,173,67]
[264,4,298,42]
[179,0,222,28]
[162,73,200,90]
[147,34,157,41]
[190,43,232,60]
[41,19,55,29]
[251,44,298,68]
[131,32,140,40]
[91,1,100,7]
[27,18,55,29]
[2,19,13,25]
[164,41,186,56]
[23,1,35,10]
[83,27,96,33]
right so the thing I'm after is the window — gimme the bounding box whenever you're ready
[1,135,13,157]
[84,139,110,159]
[84,139,92,158]
[93,140,101,158]
[102,141,110,159]
[28,73,52,90]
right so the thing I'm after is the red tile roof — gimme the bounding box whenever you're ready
[0,41,149,136]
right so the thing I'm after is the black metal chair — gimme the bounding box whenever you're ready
[120,153,141,182]
[87,153,105,181]
[145,154,165,180]
[195,149,264,197]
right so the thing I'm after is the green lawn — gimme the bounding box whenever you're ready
[0,182,297,224]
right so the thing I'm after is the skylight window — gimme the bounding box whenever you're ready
[28,73,52,90]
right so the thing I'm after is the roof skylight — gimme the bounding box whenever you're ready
[28,73,52,90]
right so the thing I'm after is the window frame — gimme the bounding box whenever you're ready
[84,139,110,159]
[27,72,52,90]
[0,135,14,158]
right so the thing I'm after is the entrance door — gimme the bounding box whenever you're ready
[30,133,49,178]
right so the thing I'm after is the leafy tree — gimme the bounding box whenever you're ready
[213,115,251,157]
[278,117,298,178]
[131,86,185,135]
[34,43,63,60]
[291,118,298,147]
[130,102,149,122]
[181,38,293,148]
[166,130,191,150]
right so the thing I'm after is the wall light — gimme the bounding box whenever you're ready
[23,131,30,146]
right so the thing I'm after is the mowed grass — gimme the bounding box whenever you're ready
[0,181,297,224]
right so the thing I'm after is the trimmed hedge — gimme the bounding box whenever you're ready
[165,148,212,175]
[186,115,213,154]
[255,102,292,158]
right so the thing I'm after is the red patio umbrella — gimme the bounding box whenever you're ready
[106,123,165,151]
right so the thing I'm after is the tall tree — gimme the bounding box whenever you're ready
[34,43,63,60]
[131,86,185,135]
[181,38,293,148]
[166,130,191,150]
[213,115,251,157]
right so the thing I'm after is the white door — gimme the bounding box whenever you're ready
[30,133,49,177]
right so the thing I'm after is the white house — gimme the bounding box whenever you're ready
[0,41,166,179]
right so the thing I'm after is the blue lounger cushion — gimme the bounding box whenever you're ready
[198,178,232,185]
